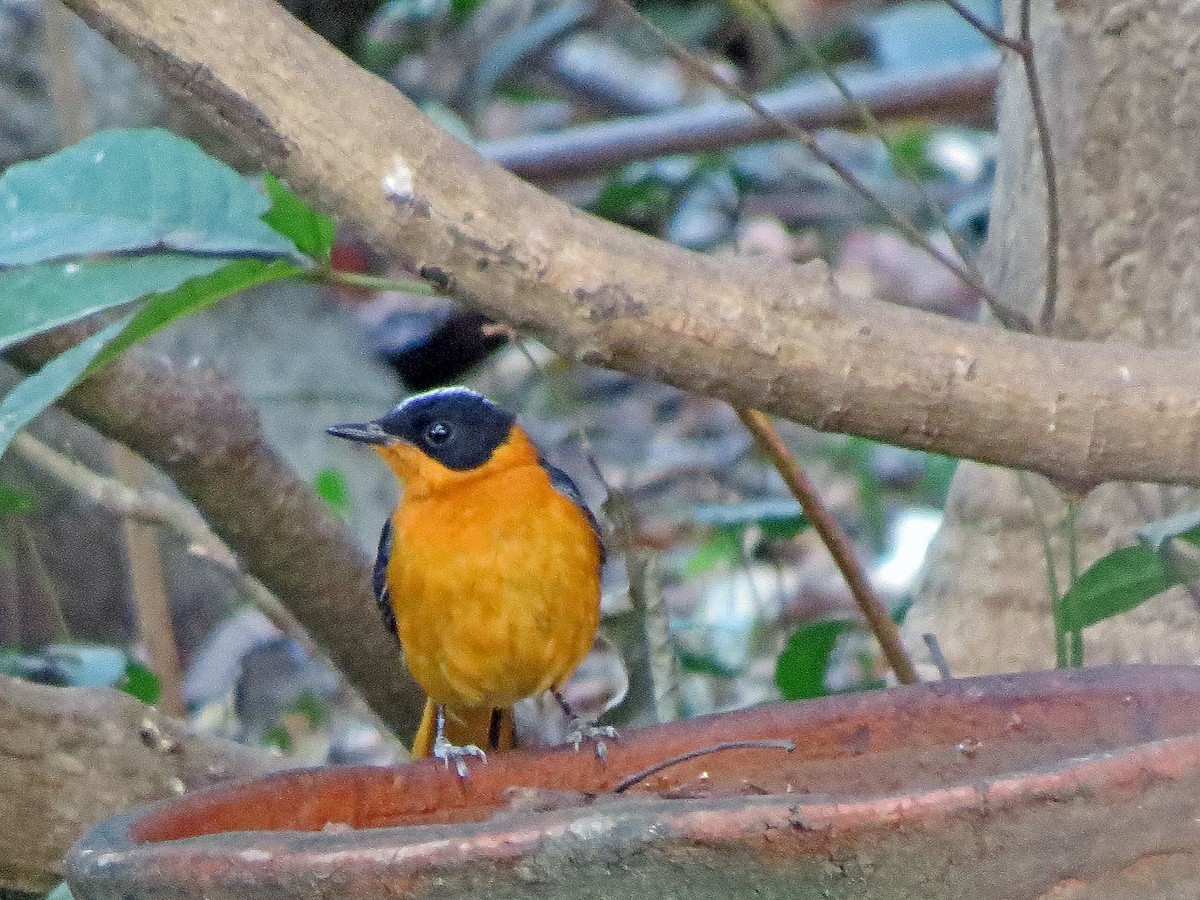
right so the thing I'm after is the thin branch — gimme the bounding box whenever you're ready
[612,739,795,793]
[606,0,1031,332]
[735,408,920,685]
[941,0,1030,52]
[41,0,91,145]
[922,632,953,680]
[312,268,438,295]
[943,0,1059,331]
[9,430,404,755]
[53,0,1200,490]
[746,0,1015,325]
[1019,0,1061,332]
[1063,496,1082,666]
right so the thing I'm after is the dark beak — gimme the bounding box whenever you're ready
[327,421,391,445]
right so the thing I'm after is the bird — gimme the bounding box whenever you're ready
[328,387,613,774]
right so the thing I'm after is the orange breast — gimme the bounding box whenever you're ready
[388,461,602,710]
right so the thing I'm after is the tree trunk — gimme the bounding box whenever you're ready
[905,0,1200,673]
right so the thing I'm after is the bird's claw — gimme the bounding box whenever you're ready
[569,722,619,763]
[433,736,487,778]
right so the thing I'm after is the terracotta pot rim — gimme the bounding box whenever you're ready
[68,666,1200,872]
[71,725,1200,881]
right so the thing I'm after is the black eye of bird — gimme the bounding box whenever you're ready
[424,421,452,446]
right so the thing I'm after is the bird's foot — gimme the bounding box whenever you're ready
[432,735,487,778]
[568,721,619,763]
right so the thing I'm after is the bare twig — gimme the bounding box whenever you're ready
[922,632,953,680]
[736,408,920,685]
[941,0,1030,52]
[943,0,1059,330]
[606,0,1031,332]
[745,0,1017,325]
[612,739,795,793]
[313,269,437,296]
[9,431,404,754]
[1018,472,1067,668]
[1018,0,1061,332]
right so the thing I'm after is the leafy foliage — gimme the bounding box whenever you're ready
[0,255,227,353]
[0,482,34,514]
[0,131,331,459]
[0,128,297,265]
[263,174,336,264]
[1058,545,1173,634]
[315,467,352,519]
[775,619,855,700]
[1051,506,1200,665]
[120,660,163,705]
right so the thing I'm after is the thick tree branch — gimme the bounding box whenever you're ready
[0,675,281,892]
[6,330,425,738]
[56,0,1200,491]
[8,430,406,754]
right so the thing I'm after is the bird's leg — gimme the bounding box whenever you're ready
[551,689,618,762]
[431,704,487,777]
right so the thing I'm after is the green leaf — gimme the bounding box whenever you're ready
[264,723,294,753]
[290,690,330,727]
[120,660,162,705]
[0,482,33,514]
[847,438,886,553]
[90,258,302,369]
[314,467,351,519]
[588,165,678,233]
[1058,545,1175,633]
[0,258,300,457]
[0,315,132,458]
[682,528,741,578]
[0,255,225,354]
[775,619,855,701]
[675,644,738,677]
[0,128,298,266]
[917,452,958,506]
[449,0,485,23]
[262,174,335,264]
[886,126,942,181]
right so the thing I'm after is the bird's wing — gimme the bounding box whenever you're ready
[373,518,401,642]
[540,460,607,566]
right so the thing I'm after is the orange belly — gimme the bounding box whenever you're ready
[388,463,602,711]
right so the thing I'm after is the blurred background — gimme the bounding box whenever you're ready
[0,0,1000,763]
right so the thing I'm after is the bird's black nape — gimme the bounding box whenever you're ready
[373,387,517,471]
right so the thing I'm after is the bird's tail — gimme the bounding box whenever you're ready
[410,698,516,758]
